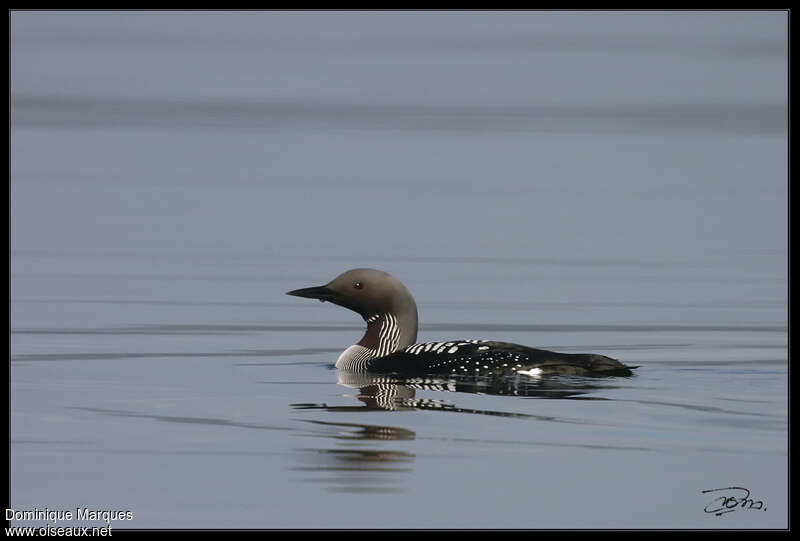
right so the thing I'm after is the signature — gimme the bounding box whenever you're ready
[702,486,767,516]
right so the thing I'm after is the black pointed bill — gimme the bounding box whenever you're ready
[286,285,338,303]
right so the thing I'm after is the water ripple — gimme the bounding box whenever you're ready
[12,95,786,136]
[70,407,293,432]
[11,322,787,336]
[11,348,341,363]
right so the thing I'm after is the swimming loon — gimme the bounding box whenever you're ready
[287,268,636,377]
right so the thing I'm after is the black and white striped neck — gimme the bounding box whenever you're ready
[359,313,402,356]
[337,313,403,370]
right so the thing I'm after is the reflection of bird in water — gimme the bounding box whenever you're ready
[301,419,416,441]
[291,420,415,494]
[291,443,415,494]
[291,371,615,415]
[287,268,636,377]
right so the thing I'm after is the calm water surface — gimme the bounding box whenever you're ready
[10,11,787,529]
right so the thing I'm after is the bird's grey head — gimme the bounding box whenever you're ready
[286,268,417,324]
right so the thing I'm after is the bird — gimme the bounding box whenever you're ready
[286,268,636,377]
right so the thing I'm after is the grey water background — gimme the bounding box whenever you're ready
[9,11,787,529]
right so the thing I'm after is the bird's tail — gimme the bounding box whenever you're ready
[586,354,638,376]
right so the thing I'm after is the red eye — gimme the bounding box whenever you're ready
[353,282,364,290]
